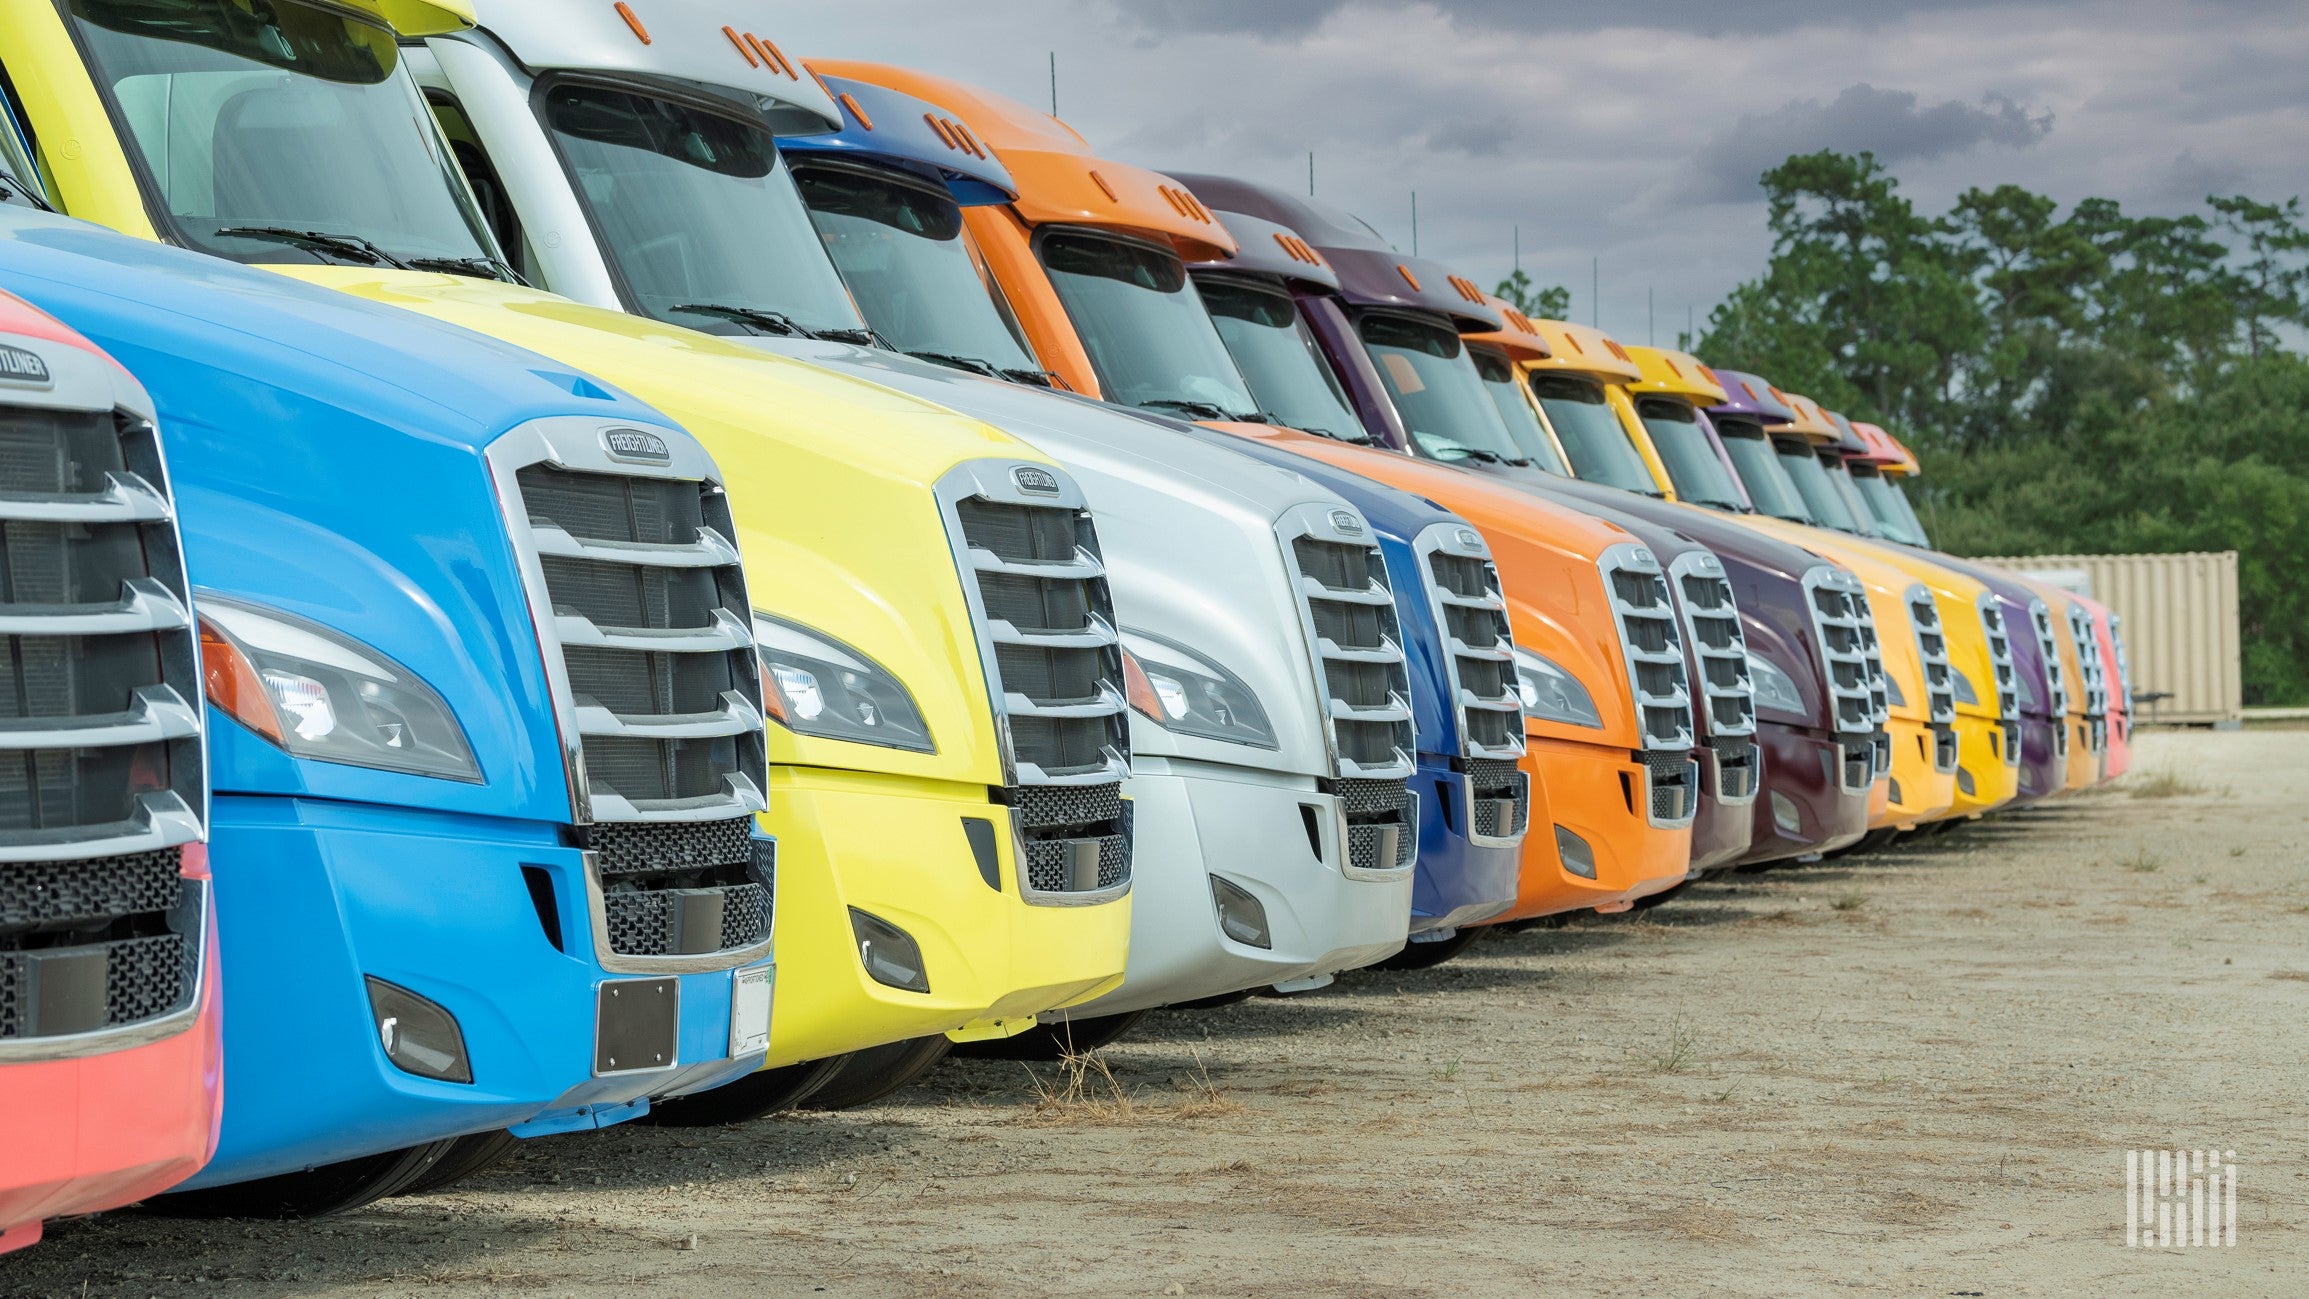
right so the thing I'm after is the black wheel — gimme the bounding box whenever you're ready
[640,1055,855,1127]
[1375,926,1482,970]
[1843,828,1901,857]
[953,1010,1148,1061]
[392,1130,519,1197]
[1631,882,1689,910]
[799,1036,953,1110]
[1167,989,1254,1011]
[147,1140,458,1219]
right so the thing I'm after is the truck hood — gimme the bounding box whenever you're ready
[0,206,679,823]
[731,336,1358,778]
[264,265,1069,787]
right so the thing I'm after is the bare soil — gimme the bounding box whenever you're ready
[9,728,2307,1297]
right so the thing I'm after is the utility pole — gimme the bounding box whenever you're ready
[1513,225,1520,275]
[1048,51,1057,116]
[1308,151,1315,196]
[1411,191,1418,255]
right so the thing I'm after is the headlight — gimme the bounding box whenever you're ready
[1121,628,1277,748]
[199,595,480,781]
[1950,665,1980,707]
[754,612,933,752]
[1514,647,1603,728]
[1746,649,1805,716]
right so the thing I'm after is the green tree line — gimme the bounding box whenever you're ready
[1697,150,2309,705]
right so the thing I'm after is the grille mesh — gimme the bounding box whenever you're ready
[1,384,204,1043]
[1421,537,1525,762]
[1712,736,1759,802]
[1600,548,1693,752]
[1641,750,1698,824]
[1463,756,1530,840]
[949,479,1129,903]
[586,815,771,958]
[1294,535,1414,774]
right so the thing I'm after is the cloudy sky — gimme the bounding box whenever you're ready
[768,1,2309,344]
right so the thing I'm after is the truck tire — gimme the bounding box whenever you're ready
[1374,926,1482,970]
[393,1130,519,1196]
[799,1036,953,1110]
[954,1010,1148,1061]
[641,1055,855,1127]
[147,1141,458,1218]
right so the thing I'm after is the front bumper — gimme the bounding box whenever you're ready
[1478,735,1691,922]
[1735,721,1873,866]
[1881,717,1960,830]
[1057,760,1410,1018]
[759,766,1129,1065]
[1,892,220,1251]
[2012,713,2066,803]
[1687,743,1758,877]
[178,795,770,1190]
[1409,755,1523,933]
[1944,712,2022,817]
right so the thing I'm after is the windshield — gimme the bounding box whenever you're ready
[1039,230,1257,419]
[1470,348,1570,474]
[1775,440,1865,533]
[795,161,1042,372]
[541,82,863,337]
[1530,374,1657,494]
[1358,313,1529,465]
[1824,460,1885,538]
[1715,421,1813,522]
[68,0,497,267]
[1197,276,1364,440]
[1637,398,1746,510]
[1856,470,1934,547]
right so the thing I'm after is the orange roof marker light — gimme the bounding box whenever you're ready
[613,1,650,43]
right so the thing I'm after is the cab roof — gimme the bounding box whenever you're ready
[464,0,841,136]
[1522,318,1641,382]
[1164,171,1499,331]
[1622,345,1727,405]
[812,61,1236,262]
[783,68,1017,206]
[1197,209,1340,292]
[1851,420,1921,476]
[1460,293,1551,362]
[1767,390,1838,442]
[1703,368,1797,425]
[1822,409,1871,457]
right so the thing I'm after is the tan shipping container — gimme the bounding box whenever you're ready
[1970,551,2240,726]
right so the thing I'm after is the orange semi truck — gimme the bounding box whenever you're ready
[812,60,1699,915]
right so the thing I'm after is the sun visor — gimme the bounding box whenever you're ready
[1703,368,1797,426]
[1200,209,1339,290]
[784,69,1017,206]
[1622,346,1727,405]
[1460,293,1551,362]
[1522,318,1641,382]
[364,0,475,37]
[811,60,1235,261]
[468,0,842,135]
[1823,409,1871,457]
[1767,391,1839,443]
[1314,247,1500,332]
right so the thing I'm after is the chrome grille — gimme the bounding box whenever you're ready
[939,462,1128,906]
[1710,736,1759,804]
[1415,524,1524,762]
[1279,504,1415,873]
[2027,598,2071,761]
[1801,567,1878,737]
[2065,603,2109,754]
[1669,551,1755,743]
[1599,544,1693,754]
[1978,595,2022,767]
[489,418,771,972]
[1906,585,1957,725]
[2110,613,2133,712]
[0,347,205,1053]
[1462,755,1530,841]
[1641,750,1699,824]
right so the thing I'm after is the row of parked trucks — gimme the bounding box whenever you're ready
[0,0,2131,1246]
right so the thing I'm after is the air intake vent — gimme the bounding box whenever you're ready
[1978,594,2021,768]
[1669,551,1756,743]
[0,349,206,1053]
[939,463,1129,906]
[2065,603,2108,756]
[1599,544,1693,756]
[1279,504,1415,873]
[1906,586,1957,726]
[491,419,770,973]
[2026,598,2070,761]
[1414,523,1528,846]
[1802,567,1879,739]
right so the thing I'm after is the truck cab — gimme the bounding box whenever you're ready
[0,289,215,1251]
[0,0,1137,1108]
[0,189,785,1212]
[403,5,1433,1045]
[824,63,1688,919]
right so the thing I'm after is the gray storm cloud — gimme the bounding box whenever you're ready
[1679,85,2055,205]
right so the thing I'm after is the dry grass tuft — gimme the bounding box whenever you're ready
[1021,1046,1241,1127]
[2266,969,2309,982]
[2119,845,2163,873]
[2128,769,2224,799]
[1832,891,1868,912]
[1650,1015,1699,1073]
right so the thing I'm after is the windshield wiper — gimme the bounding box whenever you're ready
[1001,367,1059,388]
[672,303,808,337]
[1139,398,1245,421]
[405,255,528,286]
[814,326,886,346]
[905,349,1003,377]
[0,174,52,211]
[215,227,410,269]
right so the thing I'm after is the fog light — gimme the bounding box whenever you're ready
[1888,778,1904,806]
[1957,767,1976,796]
[1210,875,1272,949]
[1772,791,1802,836]
[366,976,472,1084]
[850,908,930,993]
[1554,825,1597,879]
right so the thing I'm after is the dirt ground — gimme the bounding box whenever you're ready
[9,727,2307,1298]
